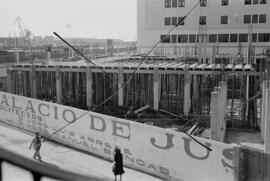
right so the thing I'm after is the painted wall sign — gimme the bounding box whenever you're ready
[0,92,235,181]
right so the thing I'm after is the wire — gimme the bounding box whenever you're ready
[53,32,107,74]
[47,1,212,152]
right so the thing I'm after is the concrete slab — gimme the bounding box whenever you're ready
[0,123,162,181]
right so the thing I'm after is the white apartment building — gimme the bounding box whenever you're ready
[137,0,270,63]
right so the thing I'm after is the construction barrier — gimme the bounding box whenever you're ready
[0,91,235,181]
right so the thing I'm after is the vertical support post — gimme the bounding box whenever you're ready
[261,81,267,141]
[55,65,62,104]
[86,67,92,108]
[118,68,124,106]
[184,73,191,115]
[23,71,27,96]
[153,68,160,110]
[217,86,222,141]
[15,50,19,63]
[198,35,203,63]
[6,68,13,93]
[264,88,270,154]
[32,172,42,181]
[220,81,227,142]
[30,65,37,98]
[245,76,250,122]
[203,34,207,63]
[212,45,216,64]
[47,51,51,62]
[233,147,240,181]
[210,91,218,140]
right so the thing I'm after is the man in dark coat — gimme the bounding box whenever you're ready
[112,148,125,181]
[29,132,42,161]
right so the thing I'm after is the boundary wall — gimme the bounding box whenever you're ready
[0,91,235,181]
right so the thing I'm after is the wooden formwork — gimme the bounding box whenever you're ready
[123,73,153,108]
[234,147,270,181]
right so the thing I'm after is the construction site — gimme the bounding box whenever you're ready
[5,41,268,132]
[1,0,270,180]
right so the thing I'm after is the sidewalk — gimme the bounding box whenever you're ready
[0,123,162,181]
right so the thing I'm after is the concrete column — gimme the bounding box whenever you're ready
[212,45,216,64]
[203,35,207,63]
[23,71,27,96]
[210,91,218,141]
[217,87,223,141]
[6,68,13,93]
[184,73,191,115]
[55,66,62,104]
[264,88,270,154]
[118,68,124,106]
[153,68,160,110]
[261,81,267,141]
[198,35,203,63]
[47,52,51,62]
[15,50,19,63]
[30,65,37,98]
[220,82,227,142]
[86,67,93,108]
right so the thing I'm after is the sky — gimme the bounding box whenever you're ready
[0,0,137,41]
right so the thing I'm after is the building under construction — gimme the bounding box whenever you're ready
[5,54,268,139]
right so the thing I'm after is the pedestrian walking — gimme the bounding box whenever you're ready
[112,148,125,181]
[29,132,42,161]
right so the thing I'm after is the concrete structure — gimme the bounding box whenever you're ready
[137,0,270,62]
[7,60,260,117]
[264,85,270,154]
[210,81,227,142]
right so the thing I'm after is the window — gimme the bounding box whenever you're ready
[165,0,171,8]
[165,17,171,25]
[230,34,238,42]
[209,34,217,43]
[258,33,270,42]
[171,35,177,43]
[259,14,266,23]
[245,0,252,4]
[218,34,229,42]
[178,0,185,7]
[253,0,259,4]
[260,0,267,4]
[178,35,188,43]
[239,34,248,42]
[244,15,251,24]
[221,0,228,5]
[189,34,196,43]
[172,0,177,7]
[221,16,228,24]
[199,16,206,25]
[161,35,170,43]
[252,33,257,42]
[178,17,185,25]
[252,14,258,23]
[172,17,178,25]
[200,0,207,6]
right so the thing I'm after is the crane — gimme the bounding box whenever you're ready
[14,16,33,48]
[14,16,26,37]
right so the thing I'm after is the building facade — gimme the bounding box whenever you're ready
[137,0,270,63]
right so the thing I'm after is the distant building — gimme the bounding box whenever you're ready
[137,0,270,63]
